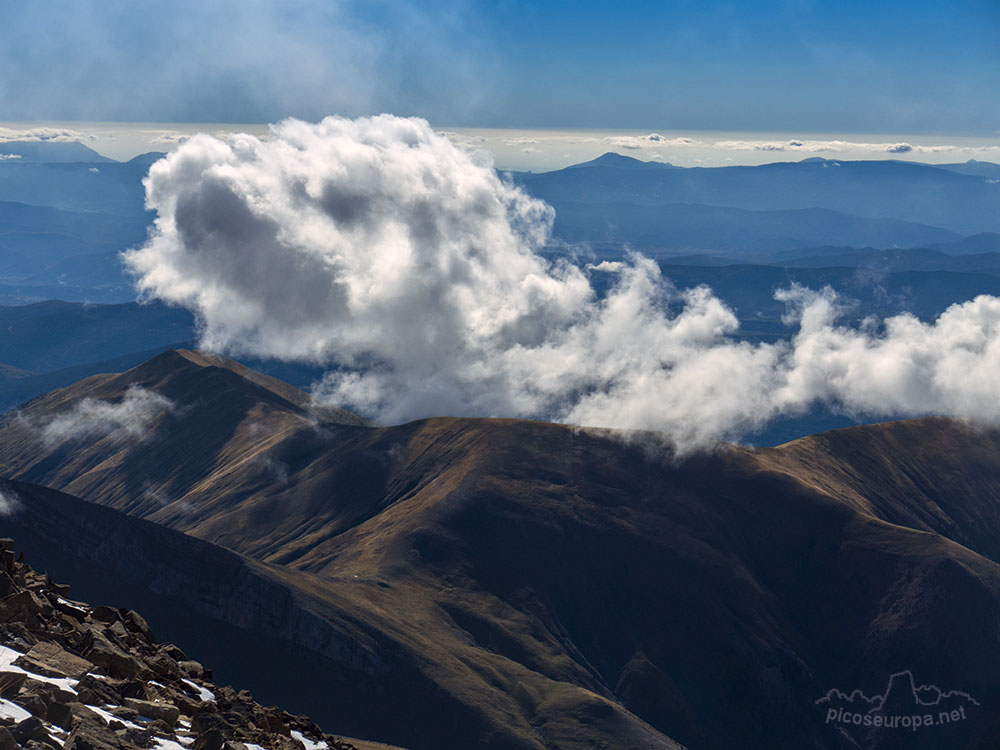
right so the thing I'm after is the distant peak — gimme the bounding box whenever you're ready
[127,151,168,166]
[122,348,370,426]
[567,152,674,170]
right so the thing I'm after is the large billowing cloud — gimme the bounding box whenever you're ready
[124,116,1000,450]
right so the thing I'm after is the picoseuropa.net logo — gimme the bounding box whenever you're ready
[816,670,979,731]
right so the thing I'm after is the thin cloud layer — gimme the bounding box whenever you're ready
[0,489,20,517]
[124,116,1000,451]
[0,126,91,143]
[32,387,175,448]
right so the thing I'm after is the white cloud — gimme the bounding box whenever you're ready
[0,488,20,517]
[586,260,625,273]
[0,126,91,143]
[711,138,1000,155]
[602,133,699,150]
[0,154,20,160]
[32,386,175,448]
[149,133,190,146]
[122,115,1000,452]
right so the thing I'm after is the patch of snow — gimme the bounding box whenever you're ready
[0,697,31,722]
[86,704,144,730]
[56,597,89,616]
[181,678,215,702]
[290,730,327,750]
[245,744,268,750]
[152,740,189,750]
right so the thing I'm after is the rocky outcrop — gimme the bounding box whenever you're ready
[0,538,358,750]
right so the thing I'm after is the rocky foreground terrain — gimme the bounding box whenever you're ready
[0,537,363,750]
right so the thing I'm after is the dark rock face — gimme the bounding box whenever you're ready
[0,540,360,750]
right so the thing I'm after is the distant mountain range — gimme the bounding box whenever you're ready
[0,140,115,163]
[2,140,1000,309]
[2,351,1000,748]
[515,152,1000,251]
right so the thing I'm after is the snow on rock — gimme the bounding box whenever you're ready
[291,730,328,750]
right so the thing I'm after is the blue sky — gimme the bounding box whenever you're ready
[2,0,997,133]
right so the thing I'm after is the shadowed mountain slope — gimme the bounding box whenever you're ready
[2,353,1000,748]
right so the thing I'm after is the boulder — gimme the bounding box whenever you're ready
[14,642,94,680]
[0,671,26,698]
[178,661,204,679]
[46,701,73,731]
[0,726,16,750]
[14,693,48,718]
[82,630,144,679]
[194,729,223,750]
[4,590,50,621]
[10,716,48,744]
[122,698,179,728]
[90,607,119,625]
[122,611,156,644]
[73,675,120,707]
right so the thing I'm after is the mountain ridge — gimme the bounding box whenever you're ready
[3,352,1000,747]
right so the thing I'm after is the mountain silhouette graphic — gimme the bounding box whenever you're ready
[817,670,980,714]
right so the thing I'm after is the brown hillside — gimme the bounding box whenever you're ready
[2,352,1000,749]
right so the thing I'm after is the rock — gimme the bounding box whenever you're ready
[10,716,48,744]
[63,726,118,750]
[44,577,70,598]
[73,675,120,707]
[19,678,77,707]
[194,729,223,750]
[122,698,179,727]
[145,653,180,679]
[4,590,50,621]
[0,539,13,552]
[0,726,16,750]
[0,671,26,698]
[82,630,143,679]
[160,645,187,662]
[171,692,211,716]
[118,681,148,700]
[90,607,119,625]
[66,703,108,729]
[123,726,152,747]
[14,693,48,718]
[53,600,88,622]
[0,623,35,652]
[107,706,138,722]
[46,702,73,731]
[258,707,289,736]
[147,719,173,736]
[14,642,94,680]
[192,713,232,738]
[122,611,156,644]
[178,660,204,679]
